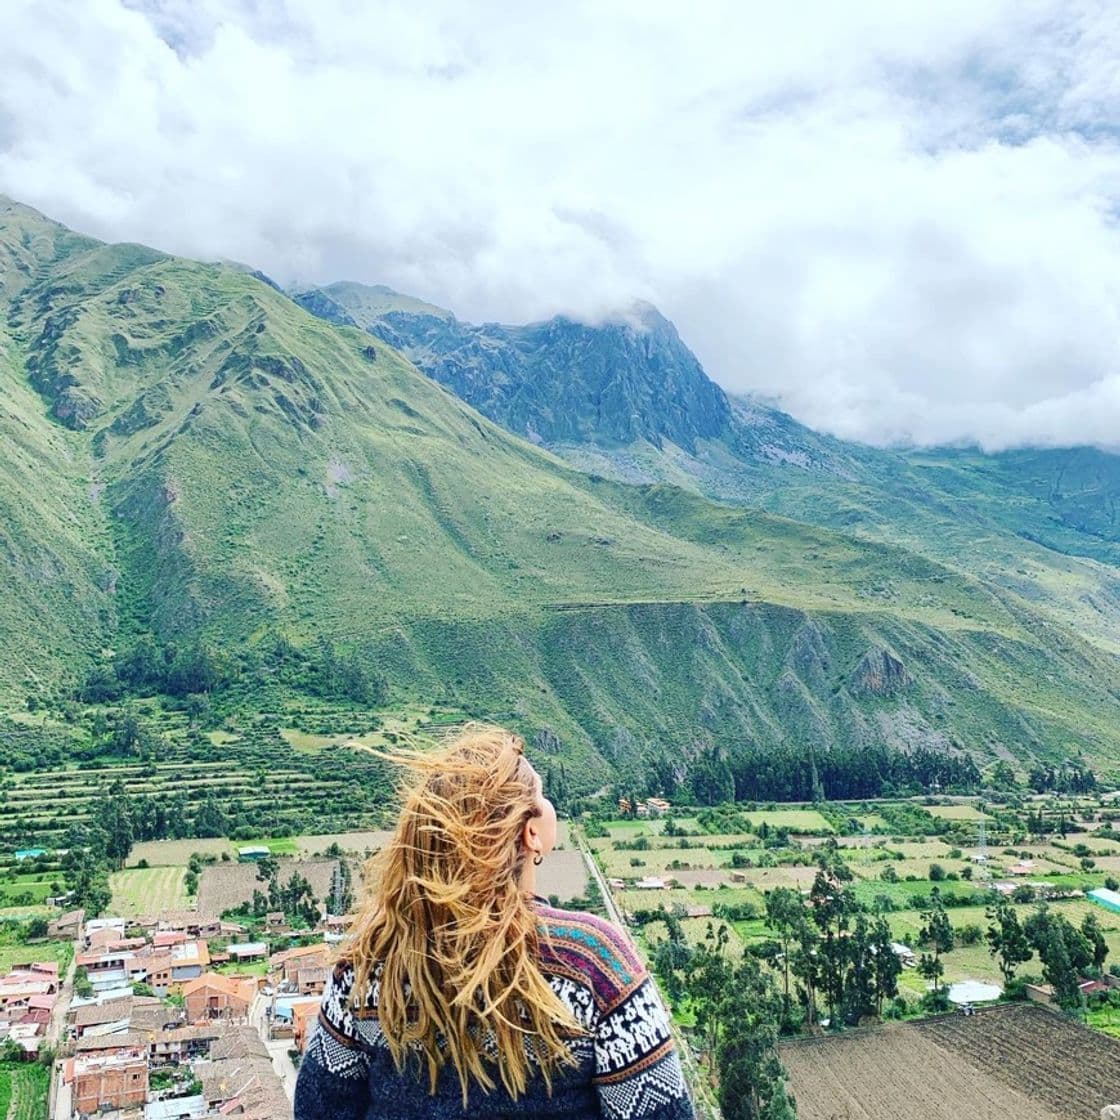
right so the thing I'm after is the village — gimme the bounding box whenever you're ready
[5,793,1120,1117]
[0,846,351,1120]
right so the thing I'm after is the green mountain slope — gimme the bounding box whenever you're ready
[294,281,1120,656]
[3,197,1120,790]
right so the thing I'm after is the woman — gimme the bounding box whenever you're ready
[294,725,695,1120]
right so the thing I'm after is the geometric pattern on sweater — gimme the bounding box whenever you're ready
[597,1049,691,1120]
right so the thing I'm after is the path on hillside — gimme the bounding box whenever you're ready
[47,939,78,1120]
[571,828,721,1120]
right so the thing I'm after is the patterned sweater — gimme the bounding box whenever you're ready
[293,902,695,1120]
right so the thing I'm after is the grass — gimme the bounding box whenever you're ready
[215,959,270,977]
[924,805,990,821]
[743,810,834,833]
[235,837,300,855]
[0,1062,49,1120]
[108,866,188,917]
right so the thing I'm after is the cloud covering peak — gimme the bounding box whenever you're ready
[2,0,1120,449]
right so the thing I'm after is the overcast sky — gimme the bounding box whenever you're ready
[2,0,1120,450]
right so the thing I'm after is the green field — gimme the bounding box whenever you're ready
[744,810,834,833]
[0,1062,49,1120]
[108,866,188,917]
[924,804,990,821]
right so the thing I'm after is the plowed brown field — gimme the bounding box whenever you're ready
[780,1003,1120,1120]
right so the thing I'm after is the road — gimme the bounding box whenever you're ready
[250,990,298,1103]
[48,937,79,1120]
[571,827,721,1120]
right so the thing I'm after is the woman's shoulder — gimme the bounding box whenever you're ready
[533,901,647,1007]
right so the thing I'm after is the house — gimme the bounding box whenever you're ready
[227,942,268,963]
[152,930,188,949]
[271,943,329,986]
[1007,860,1035,876]
[68,1050,148,1112]
[634,877,666,890]
[149,1023,222,1064]
[292,999,320,1052]
[72,996,133,1038]
[646,798,671,816]
[144,1095,209,1120]
[296,966,329,996]
[136,952,173,996]
[169,940,211,987]
[183,973,257,1022]
[47,908,84,941]
[891,942,917,968]
[1088,887,1120,914]
[607,878,626,890]
[196,1026,289,1120]
[83,917,127,946]
[14,848,46,861]
[238,845,271,862]
[150,912,222,939]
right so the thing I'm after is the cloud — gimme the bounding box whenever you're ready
[2,0,1120,449]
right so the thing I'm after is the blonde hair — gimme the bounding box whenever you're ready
[347,725,581,1102]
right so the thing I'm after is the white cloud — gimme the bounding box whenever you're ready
[2,0,1120,449]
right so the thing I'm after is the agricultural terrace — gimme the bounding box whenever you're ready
[781,1003,1120,1120]
[0,710,398,851]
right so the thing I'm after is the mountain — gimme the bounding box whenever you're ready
[294,282,1120,657]
[295,285,731,452]
[4,199,1120,793]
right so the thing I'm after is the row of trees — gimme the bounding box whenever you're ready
[78,633,387,708]
[686,743,985,806]
[652,920,796,1120]
[985,897,1109,1009]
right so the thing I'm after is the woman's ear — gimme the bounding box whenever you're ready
[521,814,542,858]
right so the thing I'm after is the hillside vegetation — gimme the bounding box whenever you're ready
[3,196,1120,795]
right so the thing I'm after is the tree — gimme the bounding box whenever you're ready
[917,890,953,1005]
[870,916,902,1017]
[842,914,876,1025]
[809,854,856,1023]
[1082,912,1109,972]
[986,899,1032,984]
[94,780,134,867]
[712,950,792,1120]
[1025,908,1084,1011]
[764,887,805,1017]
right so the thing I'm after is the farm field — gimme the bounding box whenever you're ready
[296,831,393,856]
[108,867,188,917]
[744,809,833,832]
[536,850,590,903]
[0,1062,49,1120]
[196,859,341,916]
[781,1003,1118,1120]
[925,804,990,821]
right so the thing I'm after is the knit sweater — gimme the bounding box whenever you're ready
[293,902,695,1120]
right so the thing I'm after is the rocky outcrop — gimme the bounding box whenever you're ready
[850,647,913,698]
[296,286,733,452]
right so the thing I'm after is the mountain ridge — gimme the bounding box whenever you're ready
[3,201,1120,790]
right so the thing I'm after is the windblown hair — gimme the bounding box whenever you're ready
[347,725,582,1102]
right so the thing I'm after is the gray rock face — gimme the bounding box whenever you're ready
[298,286,732,452]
